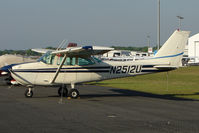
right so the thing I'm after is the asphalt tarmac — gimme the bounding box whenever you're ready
[0,84,199,133]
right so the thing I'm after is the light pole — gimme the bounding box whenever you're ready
[147,35,150,48]
[157,0,160,50]
[177,16,184,31]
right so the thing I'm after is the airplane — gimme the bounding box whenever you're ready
[9,30,190,98]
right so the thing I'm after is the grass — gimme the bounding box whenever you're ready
[92,66,199,100]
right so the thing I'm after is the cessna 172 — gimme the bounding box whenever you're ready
[10,30,190,98]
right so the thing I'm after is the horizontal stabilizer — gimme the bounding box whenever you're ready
[154,65,178,70]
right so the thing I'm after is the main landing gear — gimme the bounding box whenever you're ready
[24,85,80,99]
[58,85,79,99]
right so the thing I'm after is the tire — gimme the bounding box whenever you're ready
[25,89,33,98]
[69,89,79,99]
[58,86,68,97]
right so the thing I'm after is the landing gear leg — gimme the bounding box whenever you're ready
[25,87,33,98]
[58,85,68,97]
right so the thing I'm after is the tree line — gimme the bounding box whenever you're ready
[0,49,40,56]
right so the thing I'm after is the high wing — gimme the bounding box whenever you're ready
[51,46,114,57]
[31,48,55,54]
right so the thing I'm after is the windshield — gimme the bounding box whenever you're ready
[37,51,55,64]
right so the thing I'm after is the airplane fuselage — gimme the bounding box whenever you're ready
[11,57,168,87]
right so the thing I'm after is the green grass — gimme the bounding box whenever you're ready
[92,66,199,100]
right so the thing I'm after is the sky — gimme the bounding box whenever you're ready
[0,0,199,50]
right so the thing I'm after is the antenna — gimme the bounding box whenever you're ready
[177,16,184,31]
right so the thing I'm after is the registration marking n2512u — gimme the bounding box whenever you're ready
[110,65,142,74]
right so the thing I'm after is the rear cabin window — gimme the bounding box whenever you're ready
[92,56,102,63]
[78,58,94,66]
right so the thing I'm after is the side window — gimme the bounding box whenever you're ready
[78,58,95,66]
[65,57,70,65]
[57,56,63,65]
[71,57,76,65]
[57,56,76,66]
[45,54,55,64]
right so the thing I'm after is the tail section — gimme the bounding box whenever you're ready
[154,30,190,67]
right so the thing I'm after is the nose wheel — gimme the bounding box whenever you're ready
[25,88,33,98]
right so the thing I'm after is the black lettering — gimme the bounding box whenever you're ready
[130,65,136,73]
[116,66,122,74]
[110,66,117,74]
[127,66,131,73]
[122,66,128,73]
[136,65,142,73]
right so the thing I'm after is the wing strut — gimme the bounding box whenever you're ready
[50,54,67,84]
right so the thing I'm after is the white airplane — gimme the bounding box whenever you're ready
[10,30,190,98]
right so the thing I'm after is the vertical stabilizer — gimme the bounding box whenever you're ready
[154,30,190,67]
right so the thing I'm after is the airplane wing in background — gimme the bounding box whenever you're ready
[51,46,114,57]
[31,48,55,54]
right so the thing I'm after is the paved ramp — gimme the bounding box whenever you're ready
[0,85,198,133]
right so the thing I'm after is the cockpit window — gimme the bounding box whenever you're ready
[38,51,55,64]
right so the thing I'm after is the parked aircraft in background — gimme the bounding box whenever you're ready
[9,30,190,98]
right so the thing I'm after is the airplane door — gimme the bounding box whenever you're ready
[75,57,92,83]
[62,57,78,84]
[54,56,77,84]
[61,57,91,84]
[75,66,91,83]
